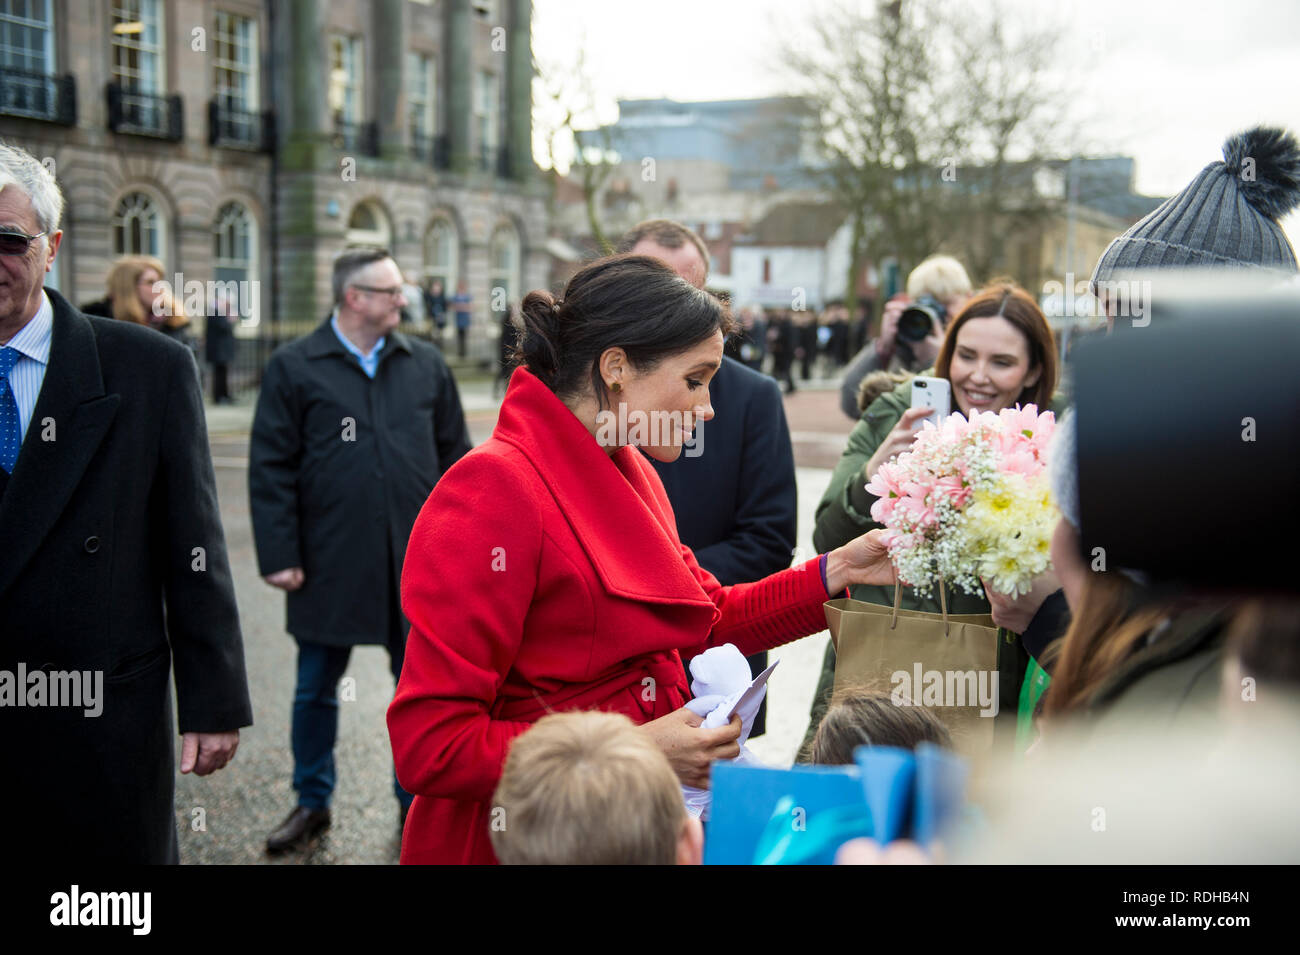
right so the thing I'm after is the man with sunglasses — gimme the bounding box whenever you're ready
[249,246,472,854]
[0,143,252,863]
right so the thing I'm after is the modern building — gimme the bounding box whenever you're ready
[1,0,547,383]
[560,96,824,280]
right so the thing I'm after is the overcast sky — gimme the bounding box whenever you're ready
[533,0,1300,247]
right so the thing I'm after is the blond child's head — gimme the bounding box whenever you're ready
[490,711,703,865]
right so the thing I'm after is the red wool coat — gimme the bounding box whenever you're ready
[388,367,832,864]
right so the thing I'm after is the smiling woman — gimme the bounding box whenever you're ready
[935,284,1056,417]
[799,282,1064,756]
[813,282,1061,613]
[388,254,901,864]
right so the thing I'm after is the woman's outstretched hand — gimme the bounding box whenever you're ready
[642,707,742,789]
[825,528,897,594]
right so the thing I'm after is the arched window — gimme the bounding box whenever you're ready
[112,191,164,256]
[212,201,258,326]
[423,216,459,293]
[487,222,520,317]
[345,200,392,248]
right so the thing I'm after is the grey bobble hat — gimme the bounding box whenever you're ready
[1090,126,1300,294]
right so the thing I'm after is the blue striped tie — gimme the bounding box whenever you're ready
[0,346,21,473]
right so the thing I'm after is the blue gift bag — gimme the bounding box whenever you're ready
[703,743,968,865]
[704,763,863,865]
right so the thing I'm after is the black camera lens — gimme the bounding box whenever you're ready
[896,295,948,344]
[897,305,937,343]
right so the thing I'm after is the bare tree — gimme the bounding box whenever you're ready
[784,0,1076,299]
[533,44,619,254]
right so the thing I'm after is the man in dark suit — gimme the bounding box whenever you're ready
[617,221,798,736]
[0,143,252,864]
[204,287,237,404]
[249,247,472,853]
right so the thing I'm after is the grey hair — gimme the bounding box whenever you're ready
[0,141,64,236]
[331,245,392,305]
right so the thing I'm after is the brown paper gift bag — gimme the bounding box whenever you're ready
[825,583,1001,762]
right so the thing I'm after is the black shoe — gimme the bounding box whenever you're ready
[266,806,331,854]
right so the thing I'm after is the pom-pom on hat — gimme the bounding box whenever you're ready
[1090,126,1300,293]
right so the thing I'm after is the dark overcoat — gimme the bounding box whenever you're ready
[0,290,253,864]
[204,309,236,364]
[248,319,472,646]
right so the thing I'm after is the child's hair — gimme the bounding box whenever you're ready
[489,711,686,865]
[807,686,953,765]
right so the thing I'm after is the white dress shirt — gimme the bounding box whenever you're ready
[3,290,53,445]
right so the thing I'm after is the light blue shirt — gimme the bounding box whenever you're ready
[3,291,53,445]
[330,313,385,379]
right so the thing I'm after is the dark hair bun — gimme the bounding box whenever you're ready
[510,254,732,403]
[516,289,562,383]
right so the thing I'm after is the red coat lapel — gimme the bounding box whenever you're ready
[493,367,716,610]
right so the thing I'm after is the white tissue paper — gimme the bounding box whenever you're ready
[681,643,778,820]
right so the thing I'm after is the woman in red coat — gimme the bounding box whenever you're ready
[388,256,896,864]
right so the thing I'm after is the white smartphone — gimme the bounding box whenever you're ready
[910,376,951,424]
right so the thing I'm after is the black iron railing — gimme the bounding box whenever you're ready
[478,143,513,178]
[411,132,451,170]
[333,118,378,156]
[107,83,183,140]
[0,67,76,124]
[209,97,273,151]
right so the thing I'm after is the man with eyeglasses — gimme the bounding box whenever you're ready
[0,143,252,864]
[249,246,472,854]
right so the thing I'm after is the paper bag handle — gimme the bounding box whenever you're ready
[889,573,951,637]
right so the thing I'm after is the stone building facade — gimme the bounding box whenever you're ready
[1,0,547,368]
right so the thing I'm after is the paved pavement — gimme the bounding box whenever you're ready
[179,374,856,862]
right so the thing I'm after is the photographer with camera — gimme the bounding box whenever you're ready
[838,255,972,420]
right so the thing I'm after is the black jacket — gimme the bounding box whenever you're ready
[0,290,253,864]
[248,319,472,646]
[205,310,236,364]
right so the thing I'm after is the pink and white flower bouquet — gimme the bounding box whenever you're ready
[866,405,1058,598]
